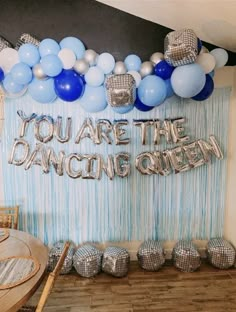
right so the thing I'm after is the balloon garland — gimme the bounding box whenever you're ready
[0,29,229,113]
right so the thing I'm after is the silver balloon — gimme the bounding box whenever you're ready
[96,154,114,180]
[167,146,191,173]
[65,153,82,179]
[47,147,65,176]
[81,154,97,179]
[135,152,156,175]
[75,118,98,144]
[34,115,54,143]
[153,120,172,145]
[113,120,130,145]
[17,110,37,137]
[150,52,164,65]
[95,119,113,145]
[153,151,171,176]
[113,61,127,75]
[170,118,189,143]
[54,116,72,143]
[182,141,205,168]
[8,138,29,166]
[32,64,48,80]
[133,120,153,145]
[114,152,131,178]
[84,49,98,66]
[197,135,223,162]
[73,59,89,75]
[139,61,153,78]
[24,143,49,173]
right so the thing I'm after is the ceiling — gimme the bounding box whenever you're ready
[97,0,236,52]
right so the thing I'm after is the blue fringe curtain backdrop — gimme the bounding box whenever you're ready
[0,88,231,245]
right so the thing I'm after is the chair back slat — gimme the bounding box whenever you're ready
[0,206,19,229]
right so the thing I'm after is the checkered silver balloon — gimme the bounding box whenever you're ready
[137,240,165,271]
[102,246,130,277]
[207,238,235,269]
[164,29,198,66]
[0,36,12,52]
[105,74,136,107]
[73,245,103,278]
[172,240,201,272]
[15,33,40,50]
[47,241,75,274]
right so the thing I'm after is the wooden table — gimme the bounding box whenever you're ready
[0,229,48,312]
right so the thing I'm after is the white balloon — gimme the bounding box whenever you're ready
[196,53,216,74]
[210,48,228,68]
[127,70,141,88]
[58,48,76,69]
[0,48,19,73]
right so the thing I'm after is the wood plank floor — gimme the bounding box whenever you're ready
[27,261,236,311]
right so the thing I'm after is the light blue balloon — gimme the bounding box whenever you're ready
[3,74,26,94]
[41,55,63,77]
[112,104,134,114]
[124,54,142,71]
[11,63,33,85]
[28,78,57,103]
[171,64,206,98]
[80,85,107,112]
[85,66,105,87]
[60,37,85,59]
[18,43,40,67]
[39,38,61,57]
[97,53,115,74]
[165,79,174,98]
[138,75,167,107]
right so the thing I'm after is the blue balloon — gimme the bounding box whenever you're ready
[0,67,4,82]
[97,53,115,74]
[18,43,40,67]
[197,38,202,54]
[41,55,63,77]
[3,74,26,94]
[60,37,85,59]
[171,63,206,98]
[85,66,105,86]
[192,74,214,101]
[134,96,154,112]
[112,104,134,114]
[80,85,107,112]
[165,79,174,98]
[28,78,57,103]
[39,38,61,57]
[154,60,174,80]
[138,75,167,107]
[54,69,85,102]
[11,63,33,85]
[124,54,142,71]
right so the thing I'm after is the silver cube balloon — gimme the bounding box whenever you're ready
[15,33,40,50]
[102,246,130,277]
[207,238,235,269]
[47,241,75,274]
[0,36,12,52]
[73,245,103,278]
[137,240,165,271]
[172,240,201,272]
[105,74,136,107]
[164,29,198,66]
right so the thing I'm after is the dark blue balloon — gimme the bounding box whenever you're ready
[135,95,154,112]
[192,74,214,101]
[0,67,4,82]
[54,69,85,102]
[154,60,174,80]
[197,38,202,54]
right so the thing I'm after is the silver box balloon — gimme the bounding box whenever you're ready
[207,238,235,269]
[73,244,103,278]
[164,29,198,66]
[102,246,130,277]
[47,241,75,274]
[0,36,12,52]
[137,240,165,271]
[172,240,201,272]
[105,74,136,107]
[15,33,40,50]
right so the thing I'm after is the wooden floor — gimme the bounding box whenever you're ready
[28,261,236,312]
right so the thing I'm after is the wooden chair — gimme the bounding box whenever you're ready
[19,242,70,312]
[0,205,19,229]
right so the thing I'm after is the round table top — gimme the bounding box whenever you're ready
[0,228,48,312]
